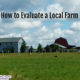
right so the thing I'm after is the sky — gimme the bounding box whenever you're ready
[0,0,80,48]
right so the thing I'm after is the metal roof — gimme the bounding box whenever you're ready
[0,37,23,42]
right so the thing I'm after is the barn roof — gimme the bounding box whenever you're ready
[0,37,23,42]
[54,37,69,47]
[54,37,76,49]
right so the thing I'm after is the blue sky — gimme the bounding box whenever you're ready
[0,0,80,48]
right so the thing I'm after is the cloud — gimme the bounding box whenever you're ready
[0,29,4,33]
[0,33,21,38]
[0,0,52,11]
[30,0,50,7]
[47,3,63,13]
[71,21,80,31]
[20,23,63,48]
[50,22,62,28]
[54,0,80,12]
[12,20,42,29]
[0,0,80,13]
[64,30,74,35]
[0,0,30,11]
[1,19,42,30]
[38,26,48,32]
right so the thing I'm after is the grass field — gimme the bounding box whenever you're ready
[0,53,80,80]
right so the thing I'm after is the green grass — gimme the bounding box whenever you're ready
[0,53,80,80]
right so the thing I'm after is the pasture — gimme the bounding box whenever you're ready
[0,53,80,80]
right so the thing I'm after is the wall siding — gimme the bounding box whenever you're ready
[0,39,23,53]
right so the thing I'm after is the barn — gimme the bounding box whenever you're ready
[54,37,75,49]
[0,37,24,53]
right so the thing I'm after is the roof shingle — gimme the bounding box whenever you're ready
[0,37,23,42]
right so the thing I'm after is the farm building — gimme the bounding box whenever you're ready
[54,37,80,52]
[0,37,24,53]
[44,37,80,52]
[54,37,75,49]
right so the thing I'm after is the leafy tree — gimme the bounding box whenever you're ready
[29,46,34,53]
[52,45,61,52]
[37,43,43,52]
[45,45,50,52]
[20,40,26,53]
[10,47,15,53]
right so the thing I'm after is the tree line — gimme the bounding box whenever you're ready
[20,40,62,53]
[20,40,78,53]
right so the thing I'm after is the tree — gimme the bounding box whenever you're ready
[10,47,15,53]
[20,40,26,53]
[52,45,61,52]
[45,45,50,52]
[29,46,34,53]
[37,43,43,52]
